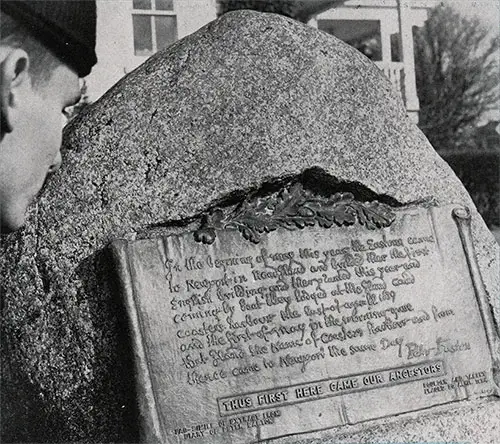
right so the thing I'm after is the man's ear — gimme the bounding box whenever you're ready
[1,48,30,134]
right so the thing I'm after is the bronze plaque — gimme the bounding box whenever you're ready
[111,198,499,443]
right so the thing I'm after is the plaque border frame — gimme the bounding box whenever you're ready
[113,239,165,443]
[452,207,500,390]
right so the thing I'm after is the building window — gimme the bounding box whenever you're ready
[132,0,177,56]
[390,33,401,62]
[318,19,382,62]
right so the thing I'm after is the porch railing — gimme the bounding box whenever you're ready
[375,61,404,99]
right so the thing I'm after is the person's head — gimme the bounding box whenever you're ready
[0,0,97,233]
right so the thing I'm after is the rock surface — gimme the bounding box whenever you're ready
[1,10,498,443]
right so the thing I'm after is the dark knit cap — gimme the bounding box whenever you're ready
[1,0,97,77]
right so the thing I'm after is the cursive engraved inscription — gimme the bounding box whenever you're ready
[163,227,470,390]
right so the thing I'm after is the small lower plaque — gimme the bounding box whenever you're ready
[111,203,499,443]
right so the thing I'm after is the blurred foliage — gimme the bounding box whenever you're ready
[442,152,499,227]
[350,35,381,61]
[414,4,499,151]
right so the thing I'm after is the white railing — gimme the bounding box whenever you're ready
[375,62,404,99]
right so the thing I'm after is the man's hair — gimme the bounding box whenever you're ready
[1,12,61,86]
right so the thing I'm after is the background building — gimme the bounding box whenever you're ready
[87,0,216,100]
[86,0,439,122]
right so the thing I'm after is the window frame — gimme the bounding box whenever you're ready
[132,0,177,56]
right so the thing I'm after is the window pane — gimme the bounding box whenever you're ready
[155,0,174,11]
[318,19,382,61]
[133,0,151,9]
[133,15,153,55]
[391,33,401,62]
[155,16,177,51]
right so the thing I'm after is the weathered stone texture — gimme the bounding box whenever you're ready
[1,10,498,443]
